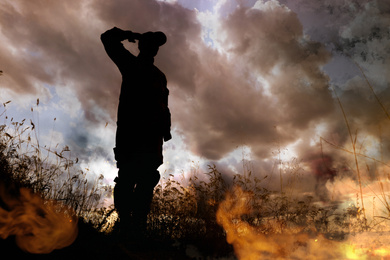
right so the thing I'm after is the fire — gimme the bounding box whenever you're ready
[0,185,78,254]
[216,186,316,259]
[216,186,390,259]
[342,244,390,259]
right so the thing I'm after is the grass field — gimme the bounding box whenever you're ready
[1,97,390,259]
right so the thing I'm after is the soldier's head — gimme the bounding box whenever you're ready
[138,31,167,58]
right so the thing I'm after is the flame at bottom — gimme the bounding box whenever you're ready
[0,186,78,254]
[216,187,390,260]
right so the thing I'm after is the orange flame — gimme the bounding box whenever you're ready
[0,186,78,254]
[216,186,390,259]
[216,187,312,259]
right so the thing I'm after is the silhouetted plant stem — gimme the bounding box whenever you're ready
[332,86,367,228]
[354,61,390,121]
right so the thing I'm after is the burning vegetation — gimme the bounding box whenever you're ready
[0,184,78,254]
[0,100,108,255]
[1,98,390,259]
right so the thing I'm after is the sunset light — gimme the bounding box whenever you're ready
[1,0,389,258]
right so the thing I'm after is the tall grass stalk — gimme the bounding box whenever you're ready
[320,137,390,168]
[354,61,390,121]
[274,127,283,195]
[332,86,367,226]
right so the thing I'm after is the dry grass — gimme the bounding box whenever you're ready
[1,92,390,259]
[0,100,109,225]
[0,103,380,238]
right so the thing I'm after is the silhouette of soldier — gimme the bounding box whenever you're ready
[101,27,171,235]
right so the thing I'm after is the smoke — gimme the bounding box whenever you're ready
[335,0,390,156]
[339,0,390,92]
[305,153,338,201]
[0,184,78,254]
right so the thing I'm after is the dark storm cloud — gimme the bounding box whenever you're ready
[0,0,119,122]
[203,1,334,159]
[1,0,388,167]
[0,0,334,162]
[0,0,207,162]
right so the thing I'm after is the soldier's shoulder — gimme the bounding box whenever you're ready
[153,66,167,81]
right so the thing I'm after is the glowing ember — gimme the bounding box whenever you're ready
[0,186,78,254]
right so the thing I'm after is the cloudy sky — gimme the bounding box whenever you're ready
[1,0,389,201]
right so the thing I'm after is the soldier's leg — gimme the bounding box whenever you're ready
[114,166,136,228]
[132,169,160,233]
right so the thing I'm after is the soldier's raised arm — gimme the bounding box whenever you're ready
[101,27,141,72]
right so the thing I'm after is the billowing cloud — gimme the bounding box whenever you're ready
[0,1,117,122]
[1,0,331,162]
[172,0,334,160]
[0,0,203,163]
[0,0,389,186]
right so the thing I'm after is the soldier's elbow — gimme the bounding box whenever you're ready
[100,32,108,42]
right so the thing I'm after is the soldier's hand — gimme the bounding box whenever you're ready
[126,31,141,43]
